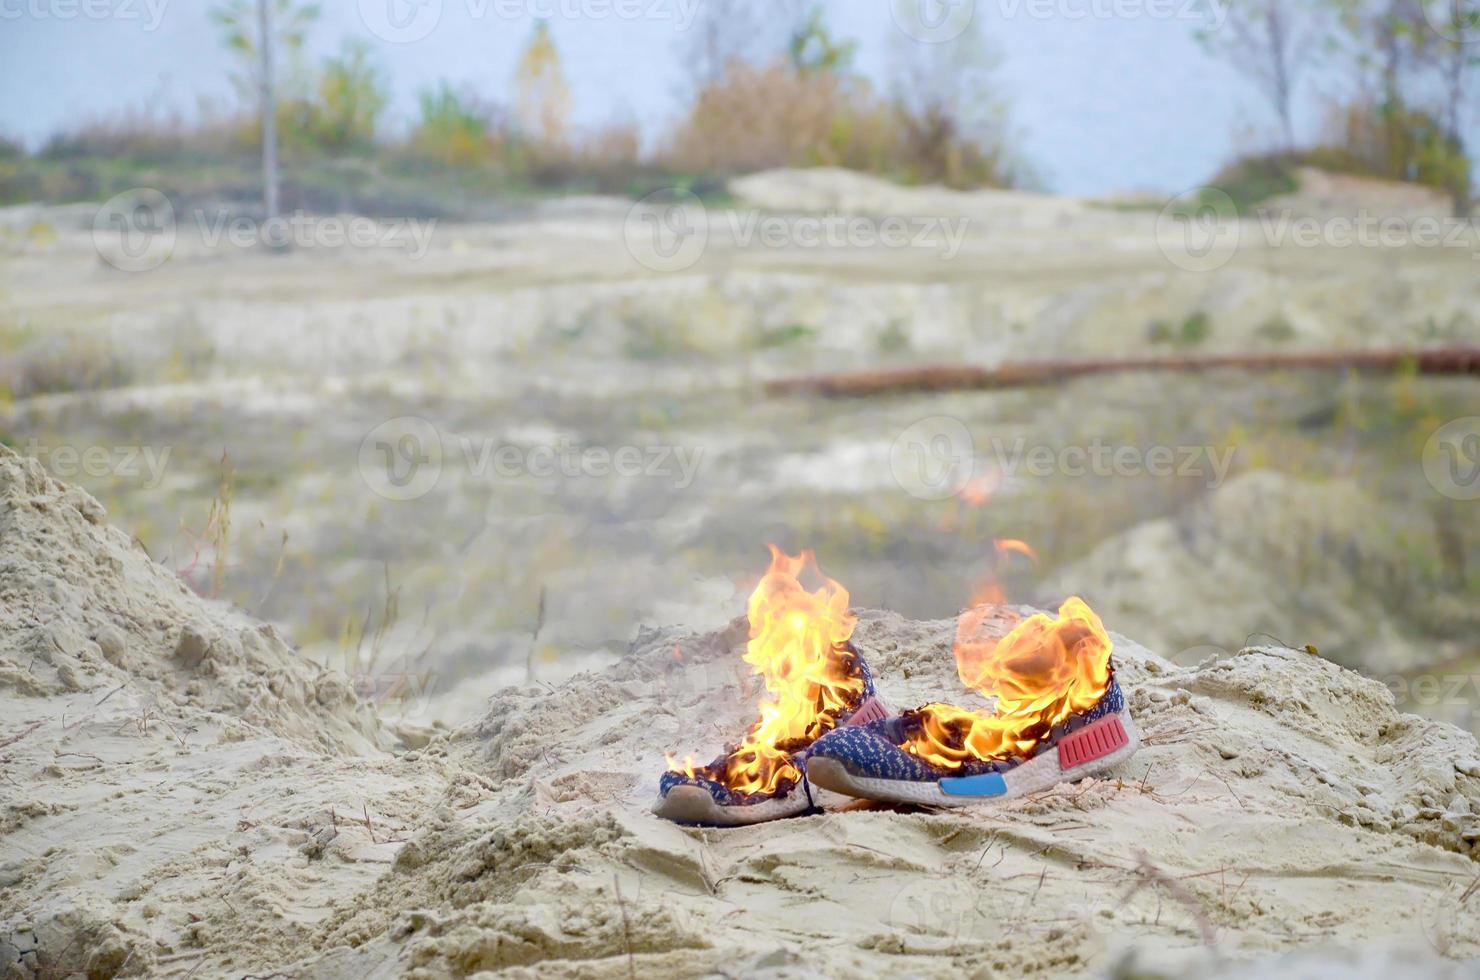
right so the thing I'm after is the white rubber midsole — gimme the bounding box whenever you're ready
[650,783,812,826]
[807,706,1141,807]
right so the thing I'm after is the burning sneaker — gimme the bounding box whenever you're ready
[653,547,890,827]
[806,598,1140,807]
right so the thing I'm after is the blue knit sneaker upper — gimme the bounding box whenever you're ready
[808,674,1125,782]
[658,645,880,806]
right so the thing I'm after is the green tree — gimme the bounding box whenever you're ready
[210,0,320,218]
[888,0,1022,187]
[677,0,802,91]
[410,83,494,168]
[788,4,857,75]
[315,39,388,154]
[1428,0,1478,212]
[1330,0,1474,212]
[514,21,571,149]
[1196,1,1325,150]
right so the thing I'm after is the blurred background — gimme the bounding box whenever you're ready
[1,0,1476,730]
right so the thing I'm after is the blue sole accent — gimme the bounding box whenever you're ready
[938,772,1008,797]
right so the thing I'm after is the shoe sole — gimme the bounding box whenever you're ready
[806,706,1141,807]
[650,783,812,827]
[651,694,892,827]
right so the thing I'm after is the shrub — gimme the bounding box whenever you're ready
[1210,100,1473,214]
[663,55,1020,189]
[402,84,503,170]
[41,107,248,165]
[1205,152,1302,212]
[1308,99,1470,208]
[311,40,388,155]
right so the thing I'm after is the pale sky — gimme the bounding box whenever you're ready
[0,0,1432,195]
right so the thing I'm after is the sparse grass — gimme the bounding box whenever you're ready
[1255,316,1296,344]
[0,323,137,399]
[754,322,817,349]
[1147,312,1213,347]
[175,452,234,599]
[877,319,912,355]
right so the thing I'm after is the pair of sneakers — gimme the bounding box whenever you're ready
[654,597,1141,827]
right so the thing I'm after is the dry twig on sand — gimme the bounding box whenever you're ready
[1123,850,1218,946]
[0,720,42,750]
[612,873,636,980]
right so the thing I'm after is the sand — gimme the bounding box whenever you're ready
[2,444,1479,978]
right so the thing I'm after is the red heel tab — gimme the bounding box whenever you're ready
[1057,715,1129,769]
[843,696,889,727]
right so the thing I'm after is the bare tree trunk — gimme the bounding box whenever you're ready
[1266,5,1296,151]
[1440,34,1472,218]
[258,0,279,220]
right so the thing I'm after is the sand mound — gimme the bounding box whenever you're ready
[305,611,1480,978]
[1048,469,1479,680]
[0,445,383,754]
[3,456,1478,977]
[0,447,424,978]
[1266,167,1460,222]
[730,167,1086,226]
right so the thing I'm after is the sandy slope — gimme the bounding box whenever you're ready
[2,445,1479,978]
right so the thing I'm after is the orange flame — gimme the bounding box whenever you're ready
[667,546,864,796]
[936,473,1002,532]
[902,597,1113,770]
[958,473,1001,508]
[967,538,1039,607]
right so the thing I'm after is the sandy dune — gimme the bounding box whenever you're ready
[2,445,1478,977]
